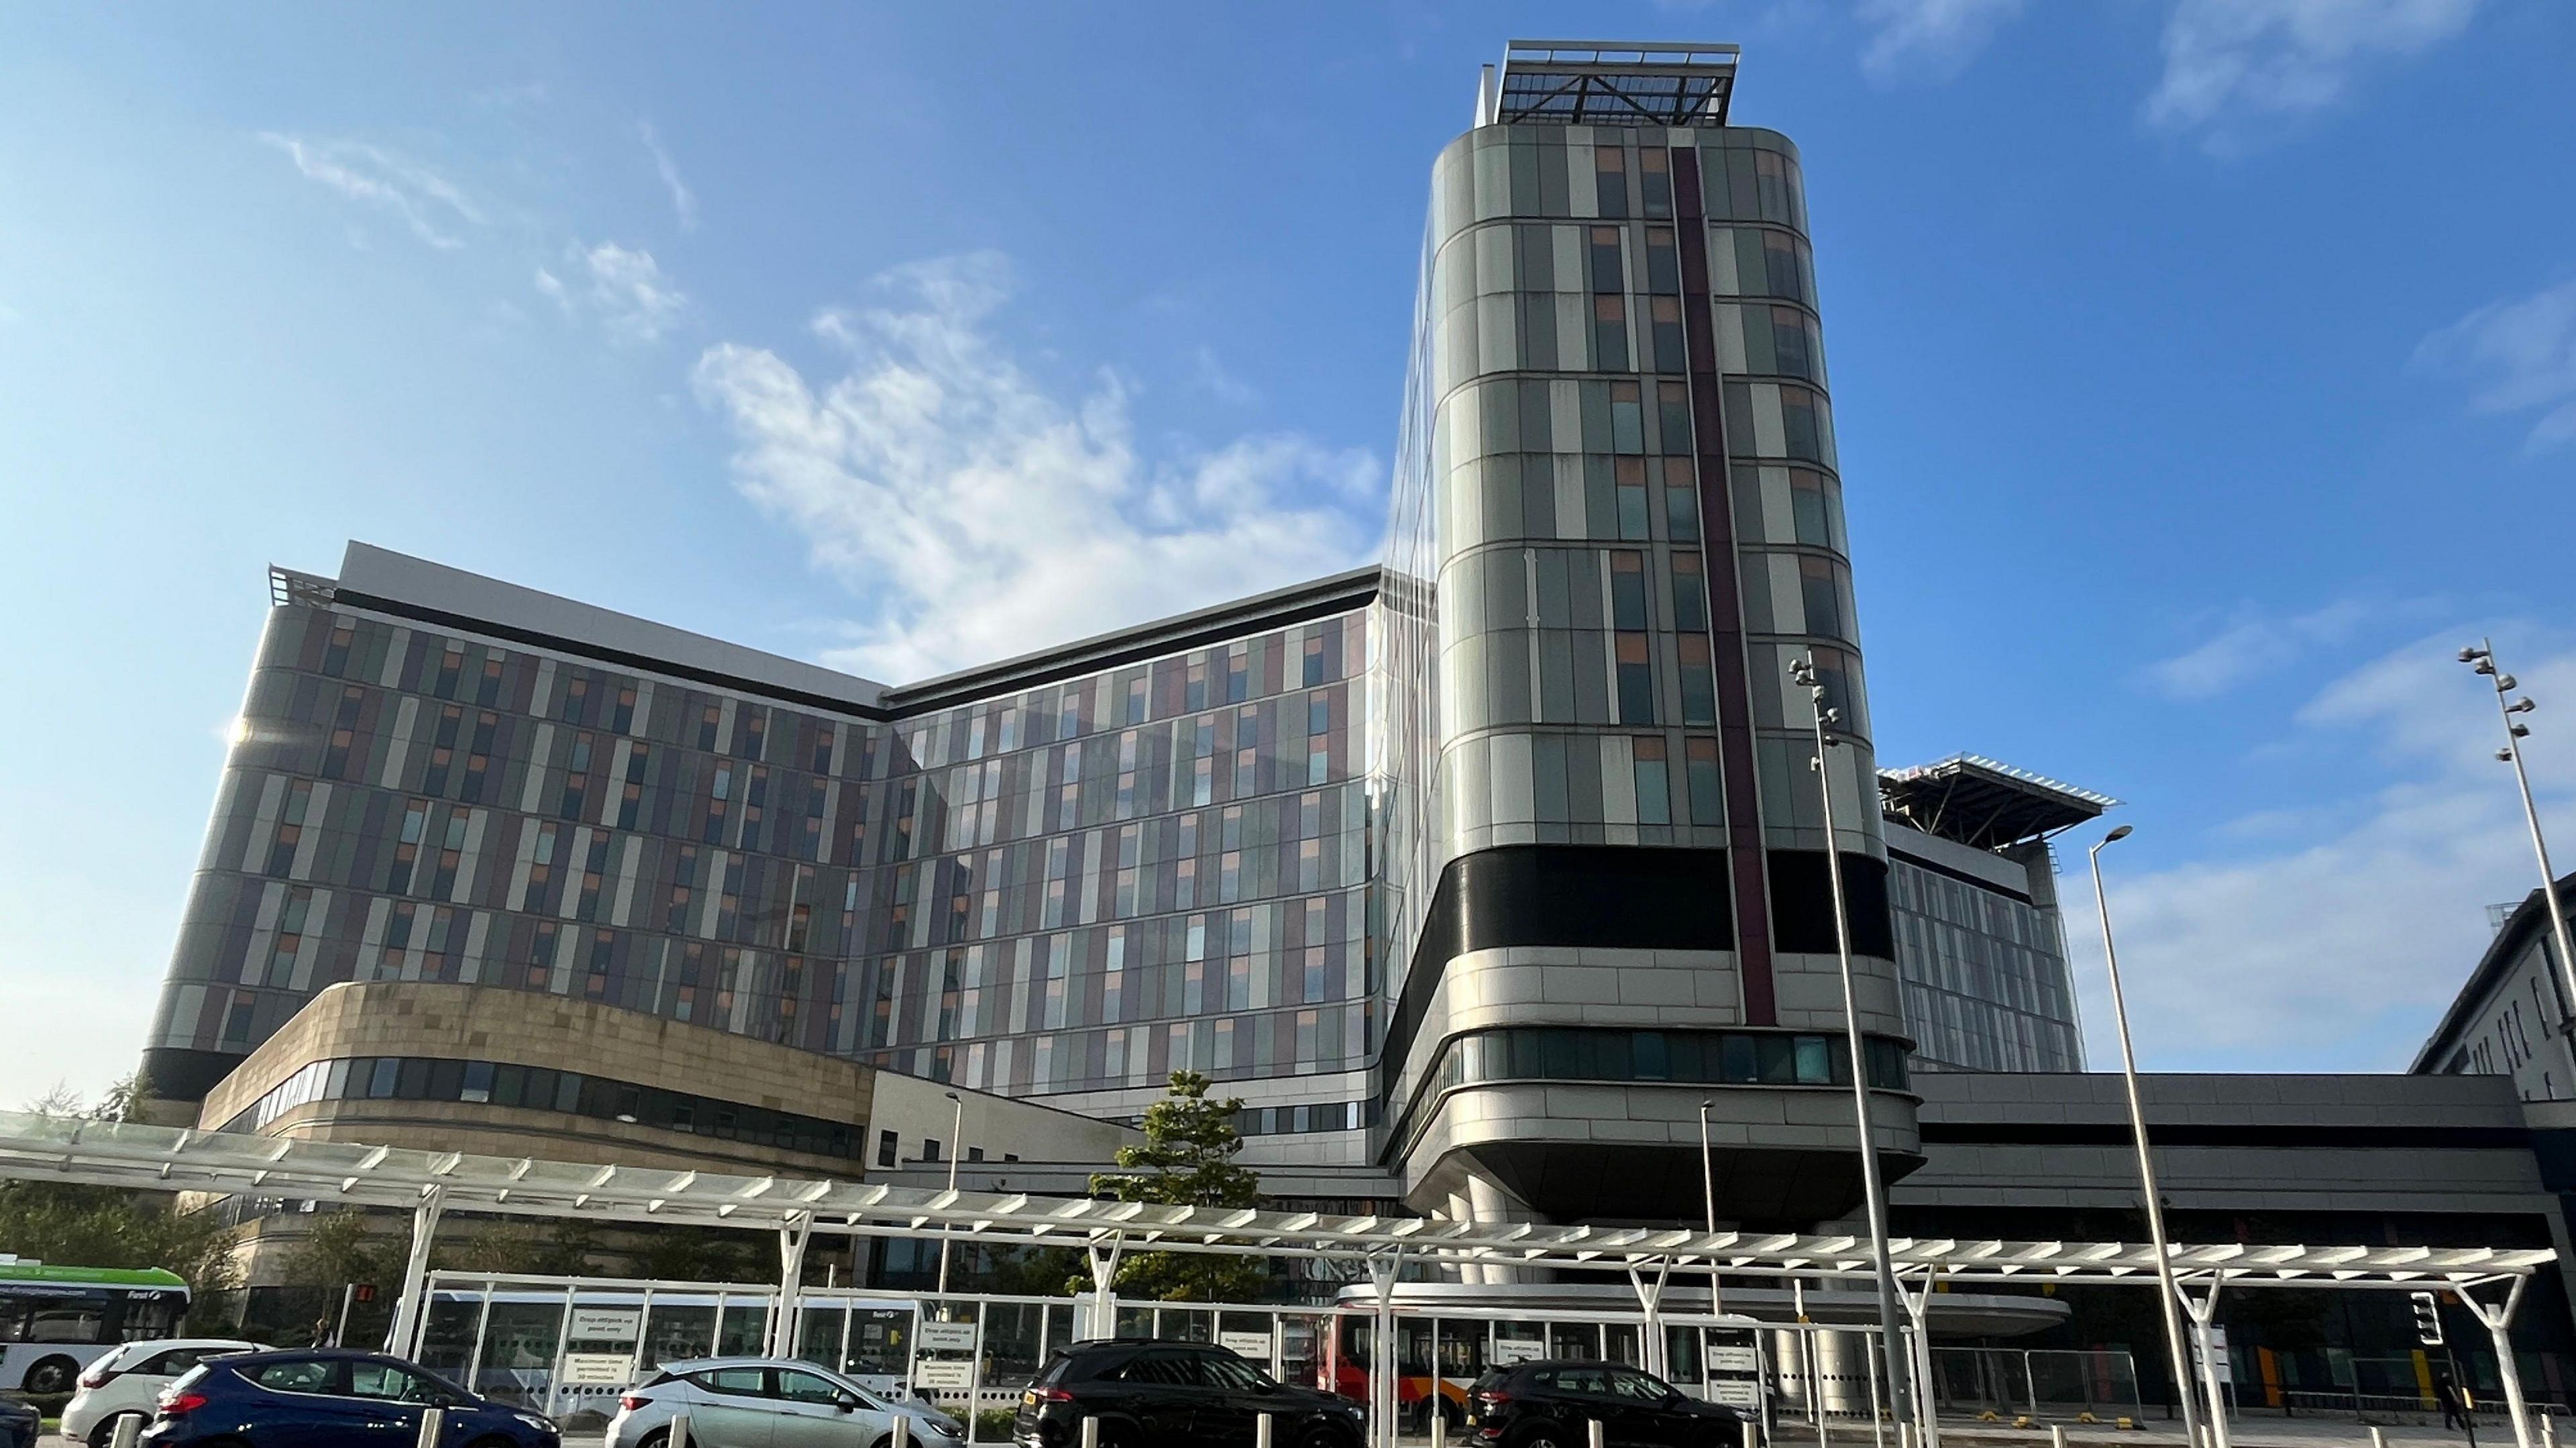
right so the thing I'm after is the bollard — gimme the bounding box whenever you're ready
[2369,1429,2385,1448]
[2545,1414,2560,1448]
[2050,1426,2067,1448]
[1431,1408,1446,1448]
[416,1406,443,1447]
[892,1412,910,1448]
[1589,1419,1607,1448]
[1080,1415,1100,1448]
[669,1411,691,1448]
[109,1416,142,1448]
[1258,1410,1276,1448]
[1743,1418,1759,1448]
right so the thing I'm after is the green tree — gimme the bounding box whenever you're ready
[280,1208,397,1291]
[1083,1071,1273,1302]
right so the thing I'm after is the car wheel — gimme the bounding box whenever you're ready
[1510,1425,1574,1448]
[636,1431,670,1448]
[91,1414,148,1448]
[21,1354,78,1395]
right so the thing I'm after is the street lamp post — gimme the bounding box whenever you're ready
[936,1089,965,1296]
[1788,654,1911,1433]
[2459,642,2576,1051]
[1698,1099,1723,1317]
[2088,827,2205,1447]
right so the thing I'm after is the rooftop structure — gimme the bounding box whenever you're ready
[1880,753,2119,850]
[1483,40,1740,128]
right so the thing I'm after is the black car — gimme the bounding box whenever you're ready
[0,1396,37,1448]
[1015,1339,1364,1448]
[1466,1359,1757,1448]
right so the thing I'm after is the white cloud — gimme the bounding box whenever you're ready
[260,133,484,249]
[2141,598,2384,700]
[2146,0,2479,142]
[639,121,698,231]
[1856,0,2027,80]
[541,241,687,343]
[2077,627,2576,1070]
[692,252,1380,683]
[2414,278,2576,453]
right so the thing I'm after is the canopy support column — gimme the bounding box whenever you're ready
[1896,1272,1942,1448]
[769,1212,812,1359]
[2180,1278,2232,1448]
[1085,1234,1126,1340]
[387,1184,445,1359]
[1368,1250,1403,1448]
[1629,1258,1673,1381]
[2467,1276,2536,1448]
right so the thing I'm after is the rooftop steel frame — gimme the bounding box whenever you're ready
[1492,40,1741,129]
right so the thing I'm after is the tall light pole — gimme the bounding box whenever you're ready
[2459,642,2576,1057]
[936,1089,965,1296]
[1788,654,1909,1431]
[2088,826,2202,1448]
[1697,1099,1723,1316]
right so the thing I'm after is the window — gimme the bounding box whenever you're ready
[1613,459,1650,539]
[776,1369,846,1405]
[1609,1368,1670,1403]
[1609,552,1649,629]
[692,1368,767,1397]
[922,1137,943,1164]
[1650,296,1685,373]
[1593,145,1626,217]
[348,1361,432,1402]
[1633,738,1671,826]
[1671,552,1708,632]
[1800,557,1844,638]
[1592,296,1627,370]
[252,1360,339,1394]
[1639,147,1672,217]
[1610,383,1644,453]
[1588,227,1622,293]
[1645,227,1679,294]
[1678,636,1716,724]
[1686,740,1723,824]
[1615,634,1654,724]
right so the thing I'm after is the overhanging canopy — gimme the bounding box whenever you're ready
[0,1111,2548,1292]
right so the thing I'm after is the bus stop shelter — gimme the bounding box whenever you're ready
[0,1109,2556,1448]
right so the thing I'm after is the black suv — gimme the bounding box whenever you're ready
[1466,1359,1758,1448]
[1014,1339,1364,1448]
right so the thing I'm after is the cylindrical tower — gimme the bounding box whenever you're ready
[1373,41,1915,1230]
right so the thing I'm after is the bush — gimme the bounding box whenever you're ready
[975,1405,1021,1437]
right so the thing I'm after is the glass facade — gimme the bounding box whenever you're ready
[1888,855,2082,1072]
[150,570,1377,1131]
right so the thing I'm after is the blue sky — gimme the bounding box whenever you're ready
[5,1,2575,1108]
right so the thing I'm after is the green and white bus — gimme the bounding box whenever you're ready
[0,1260,191,1394]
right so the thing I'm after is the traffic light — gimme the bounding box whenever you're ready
[2412,1290,2445,1347]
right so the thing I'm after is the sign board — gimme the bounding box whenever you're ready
[568,1308,642,1341]
[2191,1327,2231,1375]
[1493,1337,1546,1366]
[1710,1381,1764,1408]
[1709,1345,1760,1374]
[559,1353,637,1386]
[914,1360,975,1390]
[1220,1332,1273,1360]
[916,1321,979,1353]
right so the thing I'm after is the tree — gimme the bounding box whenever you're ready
[1083,1071,1273,1302]
[280,1208,396,1292]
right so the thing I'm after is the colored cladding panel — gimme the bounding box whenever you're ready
[149,594,1381,1112]
[1672,142,1778,1025]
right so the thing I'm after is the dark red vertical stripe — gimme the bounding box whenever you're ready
[1671,144,1777,1026]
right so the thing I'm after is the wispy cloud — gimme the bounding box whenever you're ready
[260,133,484,249]
[539,241,688,343]
[2145,0,2480,145]
[692,252,1380,683]
[639,121,698,231]
[2414,278,2576,454]
[2079,626,2576,1070]
[2142,598,2395,700]
[1856,0,2027,81]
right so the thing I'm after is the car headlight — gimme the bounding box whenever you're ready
[512,1411,556,1433]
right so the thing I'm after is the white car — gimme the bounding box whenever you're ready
[606,1357,965,1448]
[60,1339,262,1448]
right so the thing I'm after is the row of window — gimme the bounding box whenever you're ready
[1438,131,1809,235]
[1425,1025,1913,1097]
[218,1054,866,1160]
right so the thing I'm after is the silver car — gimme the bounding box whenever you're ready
[606,1357,966,1448]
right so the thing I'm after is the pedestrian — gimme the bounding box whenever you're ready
[309,1315,333,1349]
[2437,1370,2469,1433]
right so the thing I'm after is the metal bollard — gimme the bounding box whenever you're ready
[669,1412,691,1448]
[109,1416,142,1448]
[2051,1427,2067,1448]
[1742,1418,1758,1448]
[2369,1429,2385,1448]
[1431,1408,1445,1448]
[1258,1410,1275,1448]
[2545,1414,2561,1448]
[1080,1415,1100,1448]
[416,1406,444,1447]
[1589,1419,1607,1448]
[892,1412,910,1447]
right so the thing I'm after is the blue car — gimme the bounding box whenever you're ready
[141,1347,561,1448]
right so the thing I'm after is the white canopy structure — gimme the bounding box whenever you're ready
[1,1109,2557,1448]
